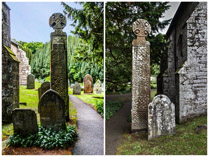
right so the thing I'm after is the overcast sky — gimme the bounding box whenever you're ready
[7,2,82,43]
[159,2,180,34]
[7,2,180,43]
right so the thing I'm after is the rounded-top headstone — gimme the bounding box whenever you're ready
[38,81,50,100]
[84,74,93,93]
[27,74,35,89]
[73,82,81,95]
[38,89,66,131]
[148,94,175,140]
[49,13,66,30]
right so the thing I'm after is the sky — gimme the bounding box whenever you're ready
[7,2,180,43]
[159,2,180,34]
[7,2,82,43]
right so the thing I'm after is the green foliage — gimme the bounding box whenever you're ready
[106,2,170,92]
[13,39,44,65]
[106,101,123,120]
[117,116,207,155]
[151,80,157,89]
[7,125,78,149]
[62,2,103,59]
[95,101,104,117]
[45,76,50,82]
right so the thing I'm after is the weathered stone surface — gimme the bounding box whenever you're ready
[38,89,66,131]
[27,74,35,89]
[157,2,207,123]
[148,95,175,140]
[94,80,102,94]
[73,82,81,95]
[2,2,19,123]
[84,74,93,93]
[11,40,31,85]
[12,109,38,137]
[38,82,50,100]
[131,19,151,132]
[49,13,69,121]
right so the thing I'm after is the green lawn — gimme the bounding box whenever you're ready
[117,116,207,155]
[2,81,77,141]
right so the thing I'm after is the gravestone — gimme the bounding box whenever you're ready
[148,95,175,140]
[27,74,35,89]
[84,74,93,93]
[12,109,38,137]
[94,80,102,94]
[73,82,81,95]
[38,82,50,100]
[38,89,66,131]
[49,13,69,121]
[131,19,151,132]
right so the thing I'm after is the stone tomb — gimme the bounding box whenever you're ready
[27,74,35,89]
[148,95,175,140]
[38,82,50,100]
[73,82,81,95]
[38,89,66,131]
[131,19,151,132]
[12,109,38,137]
[84,74,93,93]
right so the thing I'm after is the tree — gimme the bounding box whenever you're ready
[62,2,103,64]
[106,2,171,92]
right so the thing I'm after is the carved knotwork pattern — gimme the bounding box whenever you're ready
[132,42,150,129]
[133,19,151,37]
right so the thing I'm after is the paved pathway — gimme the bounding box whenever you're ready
[70,95,104,155]
[105,93,132,155]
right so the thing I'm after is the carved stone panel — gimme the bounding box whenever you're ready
[73,82,81,95]
[131,19,151,132]
[148,95,175,140]
[94,80,102,94]
[49,13,69,121]
[84,74,93,93]
[38,89,66,131]
[38,82,50,100]
[27,74,35,89]
[12,109,38,137]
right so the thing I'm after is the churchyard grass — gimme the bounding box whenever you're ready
[3,81,77,142]
[117,116,207,155]
[106,101,123,120]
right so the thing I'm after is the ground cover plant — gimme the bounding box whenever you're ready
[106,101,123,120]
[7,125,77,150]
[117,116,207,155]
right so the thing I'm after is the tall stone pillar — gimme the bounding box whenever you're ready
[49,13,69,121]
[131,19,151,132]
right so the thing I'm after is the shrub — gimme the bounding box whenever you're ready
[7,125,78,149]
[95,101,104,117]
[106,101,123,120]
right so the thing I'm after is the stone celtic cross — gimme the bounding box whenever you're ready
[131,19,151,132]
[49,13,69,121]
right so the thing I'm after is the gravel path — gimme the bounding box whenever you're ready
[70,95,104,155]
[105,93,132,155]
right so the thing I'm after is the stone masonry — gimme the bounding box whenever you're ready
[157,2,207,123]
[49,13,69,121]
[131,19,151,132]
[11,40,31,85]
[2,2,19,123]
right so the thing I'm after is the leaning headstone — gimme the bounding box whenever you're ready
[49,13,69,121]
[131,19,151,132]
[27,74,35,89]
[12,109,38,137]
[84,74,93,93]
[38,82,50,100]
[38,89,66,131]
[94,80,102,94]
[148,95,175,140]
[73,82,81,95]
